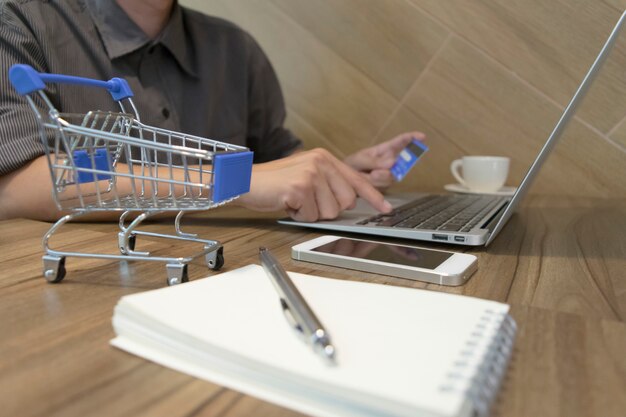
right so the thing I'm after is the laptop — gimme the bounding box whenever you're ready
[279,11,625,246]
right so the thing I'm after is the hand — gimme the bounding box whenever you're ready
[236,148,393,222]
[343,131,426,188]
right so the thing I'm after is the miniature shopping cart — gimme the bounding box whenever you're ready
[9,64,254,285]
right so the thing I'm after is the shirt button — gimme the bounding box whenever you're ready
[162,107,170,119]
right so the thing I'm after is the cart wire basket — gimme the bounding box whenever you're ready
[9,64,254,285]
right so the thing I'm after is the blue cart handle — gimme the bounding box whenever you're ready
[9,64,133,101]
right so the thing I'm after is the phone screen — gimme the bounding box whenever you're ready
[311,238,453,270]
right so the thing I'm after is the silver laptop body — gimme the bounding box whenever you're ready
[279,11,625,246]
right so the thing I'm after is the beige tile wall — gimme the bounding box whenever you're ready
[181,0,626,196]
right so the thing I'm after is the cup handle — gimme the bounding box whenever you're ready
[450,159,467,187]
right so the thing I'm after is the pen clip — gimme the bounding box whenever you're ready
[280,298,304,335]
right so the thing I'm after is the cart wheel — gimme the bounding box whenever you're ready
[166,264,189,286]
[127,235,136,252]
[206,246,224,270]
[43,256,66,283]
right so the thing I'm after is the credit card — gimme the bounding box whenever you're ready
[390,139,428,181]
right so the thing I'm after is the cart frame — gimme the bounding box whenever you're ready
[9,64,254,285]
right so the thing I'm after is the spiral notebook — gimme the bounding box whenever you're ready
[111,264,516,417]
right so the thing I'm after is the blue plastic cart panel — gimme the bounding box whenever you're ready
[212,151,254,202]
[73,149,112,183]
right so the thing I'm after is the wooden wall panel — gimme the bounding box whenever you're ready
[609,119,626,148]
[180,0,626,197]
[283,111,345,157]
[411,0,626,135]
[270,0,449,100]
[402,36,626,197]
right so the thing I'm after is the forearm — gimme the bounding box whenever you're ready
[0,156,143,221]
[0,156,64,221]
[0,155,211,222]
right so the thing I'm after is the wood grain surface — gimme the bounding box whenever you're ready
[1,196,624,417]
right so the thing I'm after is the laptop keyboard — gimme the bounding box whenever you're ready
[359,195,506,232]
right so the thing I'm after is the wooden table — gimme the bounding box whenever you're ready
[1,195,625,417]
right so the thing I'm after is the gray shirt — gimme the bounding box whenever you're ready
[0,0,302,175]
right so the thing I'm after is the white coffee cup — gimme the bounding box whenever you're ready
[450,156,510,192]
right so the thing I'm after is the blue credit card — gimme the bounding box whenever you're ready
[390,139,428,181]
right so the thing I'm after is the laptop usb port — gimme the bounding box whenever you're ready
[432,234,448,241]
[454,236,466,242]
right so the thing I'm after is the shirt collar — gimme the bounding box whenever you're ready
[86,0,197,77]
[160,5,197,77]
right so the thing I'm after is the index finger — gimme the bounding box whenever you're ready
[331,159,392,213]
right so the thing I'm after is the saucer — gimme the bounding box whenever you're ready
[444,183,517,196]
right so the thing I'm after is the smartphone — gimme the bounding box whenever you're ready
[292,236,477,286]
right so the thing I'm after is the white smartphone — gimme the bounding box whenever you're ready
[291,235,477,286]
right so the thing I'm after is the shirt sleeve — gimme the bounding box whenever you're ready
[0,4,50,176]
[244,34,302,163]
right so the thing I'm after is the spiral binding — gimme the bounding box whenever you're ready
[439,309,517,417]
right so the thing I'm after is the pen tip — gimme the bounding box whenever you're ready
[259,247,267,253]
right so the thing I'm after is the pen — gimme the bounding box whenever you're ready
[258,247,336,364]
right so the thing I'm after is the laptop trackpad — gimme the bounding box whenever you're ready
[332,193,428,221]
